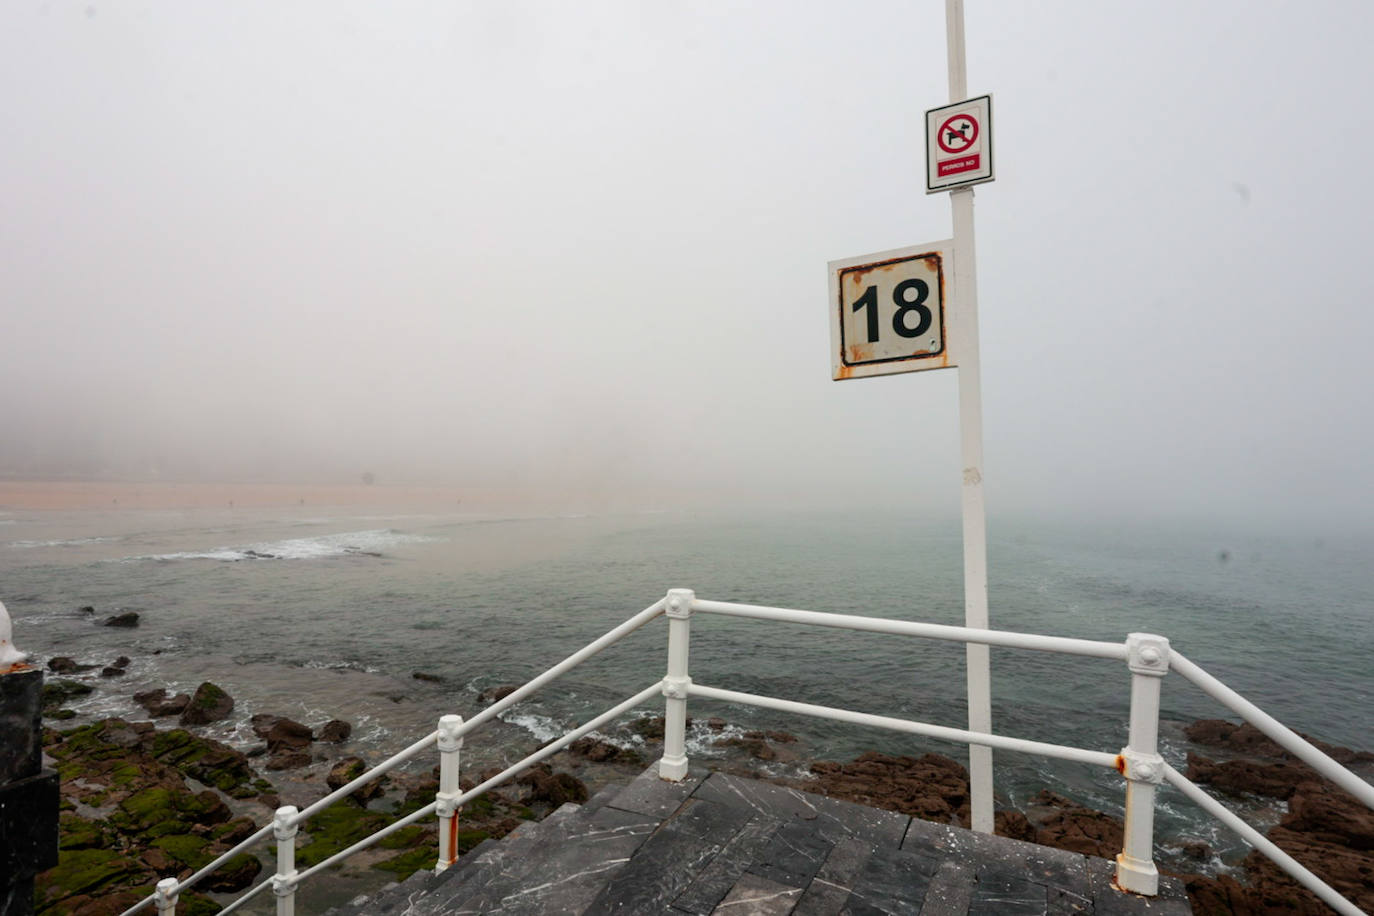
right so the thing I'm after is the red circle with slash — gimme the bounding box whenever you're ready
[937,113,979,154]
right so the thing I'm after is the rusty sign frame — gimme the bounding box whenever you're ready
[828,241,957,380]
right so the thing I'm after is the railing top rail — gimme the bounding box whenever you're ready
[689,683,1120,770]
[1170,651,1374,810]
[293,682,664,884]
[288,595,666,828]
[692,598,1128,660]
[1163,765,1365,916]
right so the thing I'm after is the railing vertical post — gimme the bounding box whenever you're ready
[272,805,299,916]
[435,713,464,873]
[659,588,694,781]
[1115,633,1169,896]
[153,877,179,915]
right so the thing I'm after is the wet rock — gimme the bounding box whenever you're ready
[100,666,126,677]
[264,717,314,752]
[1177,840,1213,861]
[1025,790,1124,859]
[515,764,588,810]
[327,756,385,804]
[101,612,140,628]
[134,688,190,718]
[994,810,1036,843]
[413,671,445,683]
[807,751,972,826]
[265,751,312,770]
[478,683,519,704]
[201,852,261,893]
[77,605,95,615]
[250,713,282,738]
[111,656,130,669]
[42,679,94,712]
[568,737,643,766]
[706,717,728,730]
[627,714,691,741]
[147,728,265,799]
[47,657,96,674]
[1185,751,1312,800]
[37,719,266,912]
[1281,780,1374,850]
[178,681,233,726]
[1186,718,1374,766]
[318,719,352,743]
[713,736,776,761]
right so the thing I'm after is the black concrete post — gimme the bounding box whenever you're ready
[0,666,60,916]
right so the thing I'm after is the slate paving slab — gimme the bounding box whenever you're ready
[323,764,1192,915]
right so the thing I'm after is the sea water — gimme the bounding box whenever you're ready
[3,501,1370,874]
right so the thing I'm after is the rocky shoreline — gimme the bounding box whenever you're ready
[34,665,1374,914]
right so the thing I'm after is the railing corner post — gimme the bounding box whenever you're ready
[658,588,694,781]
[272,805,299,916]
[435,713,465,873]
[1116,633,1169,896]
[153,877,179,915]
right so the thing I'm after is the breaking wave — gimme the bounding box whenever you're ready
[128,529,439,562]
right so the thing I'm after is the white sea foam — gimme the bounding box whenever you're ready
[127,529,440,562]
[9,536,116,549]
[501,712,566,744]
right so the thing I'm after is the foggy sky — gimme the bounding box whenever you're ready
[3,2,1372,529]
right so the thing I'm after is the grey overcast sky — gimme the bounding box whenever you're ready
[2,2,1372,527]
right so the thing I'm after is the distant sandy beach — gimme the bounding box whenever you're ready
[0,479,475,512]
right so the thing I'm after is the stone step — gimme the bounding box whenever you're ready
[307,764,1194,916]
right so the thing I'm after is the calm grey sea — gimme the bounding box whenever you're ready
[3,502,1371,871]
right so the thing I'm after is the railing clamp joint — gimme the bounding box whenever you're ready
[1125,633,1170,676]
[662,675,692,700]
[435,790,461,818]
[271,871,298,897]
[665,589,694,619]
[1118,748,1165,785]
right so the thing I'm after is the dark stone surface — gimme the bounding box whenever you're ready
[672,814,782,914]
[606,764,708,818]
[0,769,59,880]
[793,834,874,915]
[326,764,1195,916]
[0,669,42,783]
[693,771,910,848]
[746,819,835,888]
[712,873,803,914]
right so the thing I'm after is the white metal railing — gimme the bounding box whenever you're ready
[121,589,1373,916]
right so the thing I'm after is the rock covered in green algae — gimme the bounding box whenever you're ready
[177,681,234,726]
[36,719,266,914]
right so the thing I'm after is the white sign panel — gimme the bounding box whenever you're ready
[926,95,994,192]
[829,242,955,380]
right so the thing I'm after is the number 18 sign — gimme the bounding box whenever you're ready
[829,242,956,380]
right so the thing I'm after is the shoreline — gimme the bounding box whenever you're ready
[0,479,475,512]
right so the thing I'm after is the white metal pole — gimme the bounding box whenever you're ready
[272,806,298,916]
[946,0,994,835]
[658,588,693,780]
[1116,634,1168,895]
[434,714,464,873]
[152,878,179,915]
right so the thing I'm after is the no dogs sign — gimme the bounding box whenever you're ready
[926,95,993,192]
